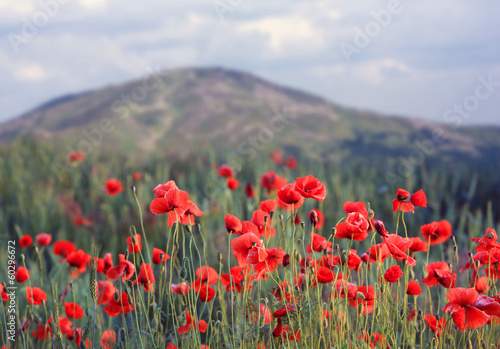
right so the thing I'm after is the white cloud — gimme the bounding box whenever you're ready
[14,63,47,81]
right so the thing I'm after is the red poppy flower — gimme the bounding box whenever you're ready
[384,265,403,283]
[227,177,239,190]
[338,249,362,270]
[272,323,301,342]
[362,243,390,264]
[231,233,262,267]
[65,302,84,319]
[393,188,427,213]
[217,164,234,178]
[193,266,219,302]
[68,151,86,163]
[36,233,52,246]
[259,199,278,213]
[294,175,326,201]
[73,216,92,227]
[19,235,33,248]
[408,237,428,254]
[285,156,298,170]
[221,266,252,293]
[152,247,169,264]
[420,220,452,246]
[422,262,456,288]
[316,266,336,283]
[382,234,416,267]
[61,249,91,274]
[245,182,255,198]
[150,188,191,226]
[335,212,369,241]
[106,254,135,282]
[306,232,332,254]
[424,314,447,337]
[407,280,422,295]
[260,171,287,194]
[472,294,500,317]
[471,228,500,252]
[171,282,191,295]
[178,201,204,225]
[153,180,178,197]
[442,288,490,332]
[195,266,219,285]
[1,284,9,301]
[253,247,285,280]
[97,281,116,306]
[271,281,296,303]
[178,311,208,334]
[26,287,47,305]
[251,209,276,238]
[308,209,325,230]
[349,285,376,315]
[134,263,156,292]
[16,266,30,283]
[343,201,368,216]
[270,149,283,165]
[103,253,114,274]
[277,183,304,209]
[126,234,142,254]
[53,240,76,257]
[104,293,134,316]
[132,171,143,181]
[32,324,52,339]
[474,277,489,294]
[100,330,116,349]
[105,178,124,197]
[225,214,243,234]
[317,254,340,269]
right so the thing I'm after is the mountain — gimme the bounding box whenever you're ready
[1,67,500,162]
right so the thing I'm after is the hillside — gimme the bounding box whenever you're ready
[1,67,500,163]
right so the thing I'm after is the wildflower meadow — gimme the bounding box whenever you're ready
[1,140,499,349]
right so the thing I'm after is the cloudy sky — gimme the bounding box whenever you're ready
[1,0,499,125]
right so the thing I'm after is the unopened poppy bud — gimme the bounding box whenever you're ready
[330,303,334,311]
[296,239,302,246]
[283,254,290,267]
[264,215,269,223]
[309,210,319,227]
[358,304,365,314]
[335,244,340,253]
[368,209,375,220]
[375,307,380,317]
[217,253,223,264]
[179,266,187,280]
[269,210,275,219]
[114,292,120,302]
[184,225,192,233]
[380,284,385,295]
[374,220,388,237]
[128,294,133,304]
[149,295,155,307]
[300,221,305,229]
[69,282,73,289]
[453,245,457,253]
[131,185,136,194]
[356,292,366,300]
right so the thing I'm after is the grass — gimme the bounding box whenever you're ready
[1,138,500,348]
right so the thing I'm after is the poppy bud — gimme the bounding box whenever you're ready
[335,244,340,253]
[417,310,423,322]
[356,292,366,300]
[184,225,192,234]
[375,307,380,317]
[358,304,364,314]
[380,284,385,295]
[149,295,155,307]
[300,222,305,229]
[283,254,290,267]
[330,303,334,311]
[131,185,136,194]
[264,215,269,223]
[217,253,223,264]
[453,245,457,253]
[368,209,375,220]
[69,282,73,289]
[309,210,319,227]
[374,220,388,238]
[296,239,302,246]
[114,292,120,302]
[128,294,133,304]
[269,210,275,219]
[179,266,187,280]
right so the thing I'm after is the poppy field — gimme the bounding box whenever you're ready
[1,140,500,349]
